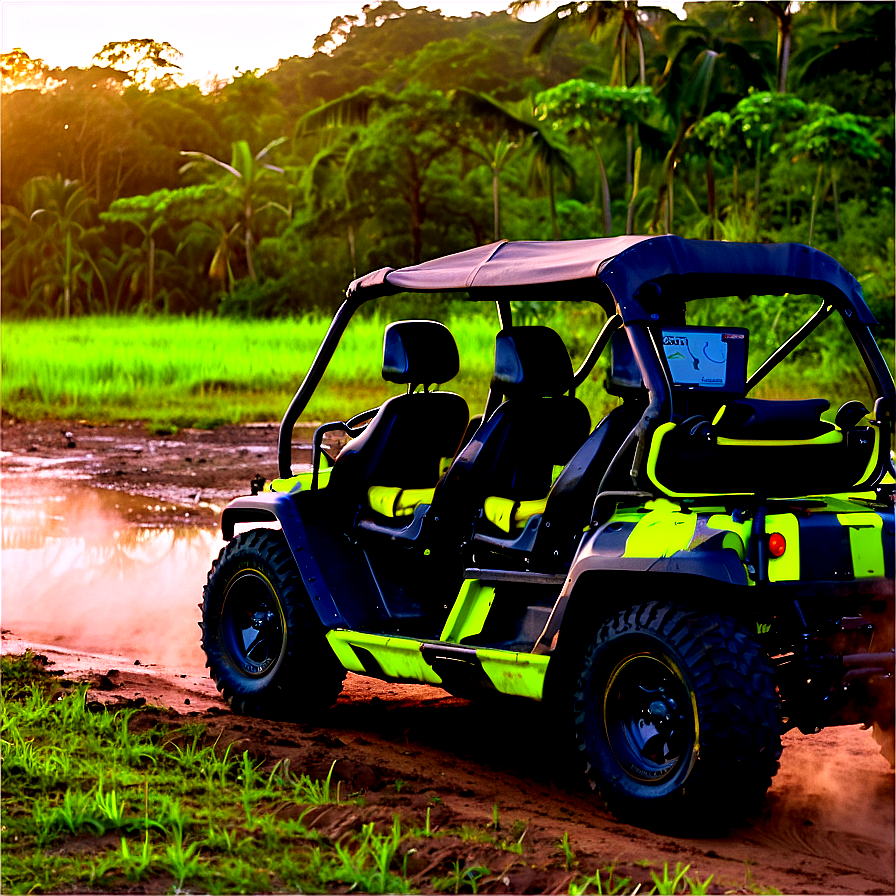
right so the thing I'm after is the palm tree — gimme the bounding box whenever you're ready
[652,21,770,232]
[2,177,47,309]
[792,3,894,112]
[453,89,574,240]
[536,80,660,234]
[787,108,882,245]
[301,140,362,277]
[6,175,97,317]
[763,2,796,93]
[301,86,480,261]
[179,139,289,282]
[297,85,398,135]
[511,0,656,87]
[100,193,167,310]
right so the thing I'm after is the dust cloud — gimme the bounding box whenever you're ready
[1,485,223,669]
[743,727,895,881]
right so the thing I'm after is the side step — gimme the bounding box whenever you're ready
[464,567,567,585]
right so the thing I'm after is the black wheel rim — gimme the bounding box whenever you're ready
[220,570,286,677]
[603,653,695,784]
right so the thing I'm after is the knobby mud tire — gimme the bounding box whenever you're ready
[574,601,781,833]
[201,528,345,720]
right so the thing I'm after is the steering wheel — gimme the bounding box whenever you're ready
[310,407,379,490]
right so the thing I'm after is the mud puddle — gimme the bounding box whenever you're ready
[1,479,222,667]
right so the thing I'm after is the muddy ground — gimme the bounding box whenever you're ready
[1,418,894,895]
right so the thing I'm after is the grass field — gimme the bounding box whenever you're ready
[1,312,886,432]
[0,315,495,429]
[0,311,617,431]
[1,652,725,895]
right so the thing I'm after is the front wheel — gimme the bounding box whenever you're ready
[201,528,345,719]
[574,602,781,831]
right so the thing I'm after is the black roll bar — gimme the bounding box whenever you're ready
[746,300,835,393]
[572,313,621,389]
[278,299,359,479]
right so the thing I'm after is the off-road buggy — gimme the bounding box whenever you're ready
[201,235,894,829]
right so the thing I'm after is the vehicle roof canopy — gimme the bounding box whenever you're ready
[347,235,873,325]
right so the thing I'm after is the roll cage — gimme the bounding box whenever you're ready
[277,235,894,495]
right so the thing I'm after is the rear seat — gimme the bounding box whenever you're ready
[648,397,877,497]
[451,326,591,551]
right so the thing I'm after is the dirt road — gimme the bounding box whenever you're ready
[2,418,894,894]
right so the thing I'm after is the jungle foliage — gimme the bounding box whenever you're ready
[1,1,893,337]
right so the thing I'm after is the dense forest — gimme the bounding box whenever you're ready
[1,0,893,331]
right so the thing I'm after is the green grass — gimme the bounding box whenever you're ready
[0,314,501,429]
[2,309,884,431]
[0,652,738,895]
[0,309,626,430]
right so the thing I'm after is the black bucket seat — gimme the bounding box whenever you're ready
[434,326,592,554]
[326,320,470,533]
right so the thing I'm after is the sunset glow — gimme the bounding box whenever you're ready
[1,0,554,86]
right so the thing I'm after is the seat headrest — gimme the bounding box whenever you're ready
[383,320,460,386]
[493,327,574,398]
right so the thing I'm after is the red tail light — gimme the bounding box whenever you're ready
[768,533,786,558]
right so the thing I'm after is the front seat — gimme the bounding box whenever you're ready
[325,319,470,532]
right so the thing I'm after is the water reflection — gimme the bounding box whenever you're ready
[1,481,223,668]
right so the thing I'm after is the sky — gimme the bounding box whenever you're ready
[0,1,555,86]
[1,0,684,88]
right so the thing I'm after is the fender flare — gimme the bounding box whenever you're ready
[221,494,347,629]
[534,541,748,654]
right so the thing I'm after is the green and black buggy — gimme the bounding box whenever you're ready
[200,235,894,830]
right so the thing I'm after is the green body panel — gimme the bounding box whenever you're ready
[476,649,550,699]
[320,495,887,698]
[598,494,886,585]
[268,468,332,493]
[326,631,443,684]
[621,500,749,561]
[325,628,550,700]
[836,512,885,578]
[622,500,698,558]
[439,579,495,643]
[766,512,801,582]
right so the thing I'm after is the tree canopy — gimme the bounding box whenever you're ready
[1,0,892,324]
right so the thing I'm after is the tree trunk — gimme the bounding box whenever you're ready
[493,165,500,241]
[593,140,611,236]
[148,236,155,309]
[95,153,103,206]
[626,145,641,235]
[808,163,823,246]
[620,23,628,88]
[832,167,841,241]
[666,163,674,234]
[548,162,560,240]
[776,13,792,93]
[244,200,256,282]
[706,154,716,239]
[754,143,762,223]
[64,230,72,319]
[409,168,424,264]
[651,119,687,233]
[348,224,357,279]
[633,17,646,85]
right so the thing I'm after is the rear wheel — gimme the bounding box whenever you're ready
[201,528,345,719]
[574,601,781,832]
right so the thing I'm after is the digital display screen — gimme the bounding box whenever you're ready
[661,327,747,391]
